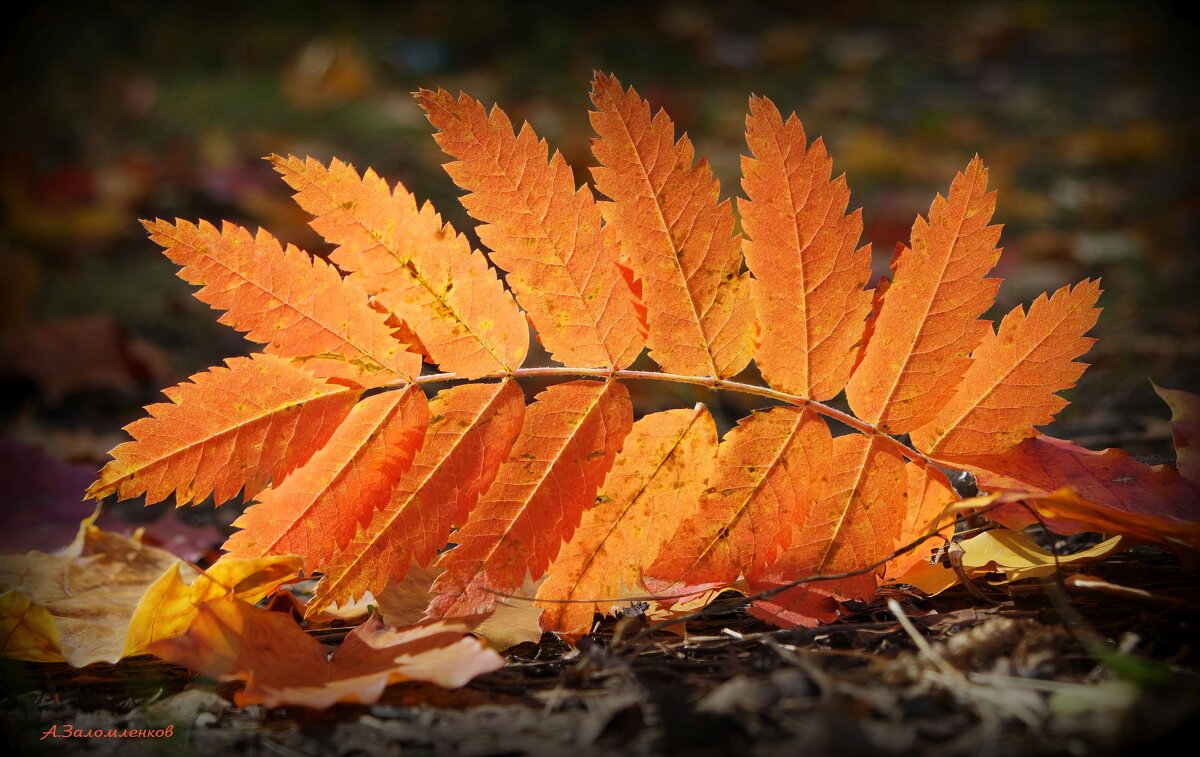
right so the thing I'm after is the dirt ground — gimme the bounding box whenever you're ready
[5,561,1199,755]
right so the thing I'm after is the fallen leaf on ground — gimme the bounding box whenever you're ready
[150,596,504,708]
[953,488,1200,551]
[746,583,841,629]
[0,313,169,402]
[124,554,301,656]
[1153,383,1199,484]
[376,564,543,651]
[0,512,180,664]
[0,513,299,665]
[927,385,1200,544]
[892,528,1123,596]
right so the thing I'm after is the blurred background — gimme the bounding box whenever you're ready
[1,1,1197,554]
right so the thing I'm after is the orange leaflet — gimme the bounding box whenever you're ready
[645,407,830,599]
[1154,383,1200,484]
[752,434,907,602]
[417,89,645,370]
[883,463,960,582]
[748,587,840,630]
[223,386,428,570]
[845,157,1002,433]
[271,156,528,378]
[912,280,1102,458]
[313,380,526,612]
[589,73,755,378]
[740,95,872,400]
[950,432,1200,536]
[427,380,633,617]
[143,219,420,388]
[87,354,359,506]
[537,405,718,637]
[149,597,504,709]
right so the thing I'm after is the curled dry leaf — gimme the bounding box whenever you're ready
[150,596,504,708]
[0,514,299,665]
[954,488,1200,551]
[949,396,1200,542]
[892,529,1123,596]
[1153,383,1199,485]
[375,564,543,652]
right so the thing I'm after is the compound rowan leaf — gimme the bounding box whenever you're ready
[417,88,645,370]
[0,590,60,663]
[272,155,528,378]
[144,219,420,388]
[149,596,504,709]
[912,280,1102,458]
[846,157,1002,433]
[223,386,429,570]
[312,380,525,612]
[752,433,907,602]
[645,406,830,599]
[537,405,717,637]
[740,95,873,400]
[88,354,359,506]
[589,73,755,378]
[427,380,633,617]
[81,76,1188,657]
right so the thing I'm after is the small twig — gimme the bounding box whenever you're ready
[887,599,959,677]
[496,504,987,615]
[403,366,936,466]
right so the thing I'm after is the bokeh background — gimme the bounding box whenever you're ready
[2,1,1197,554]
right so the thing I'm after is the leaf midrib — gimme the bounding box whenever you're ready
[598,86,718,377]
[437,98,622,368]
[559,406,706,602]
[868,168,983,427]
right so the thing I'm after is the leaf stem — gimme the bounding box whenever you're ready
[408,367,934,466]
